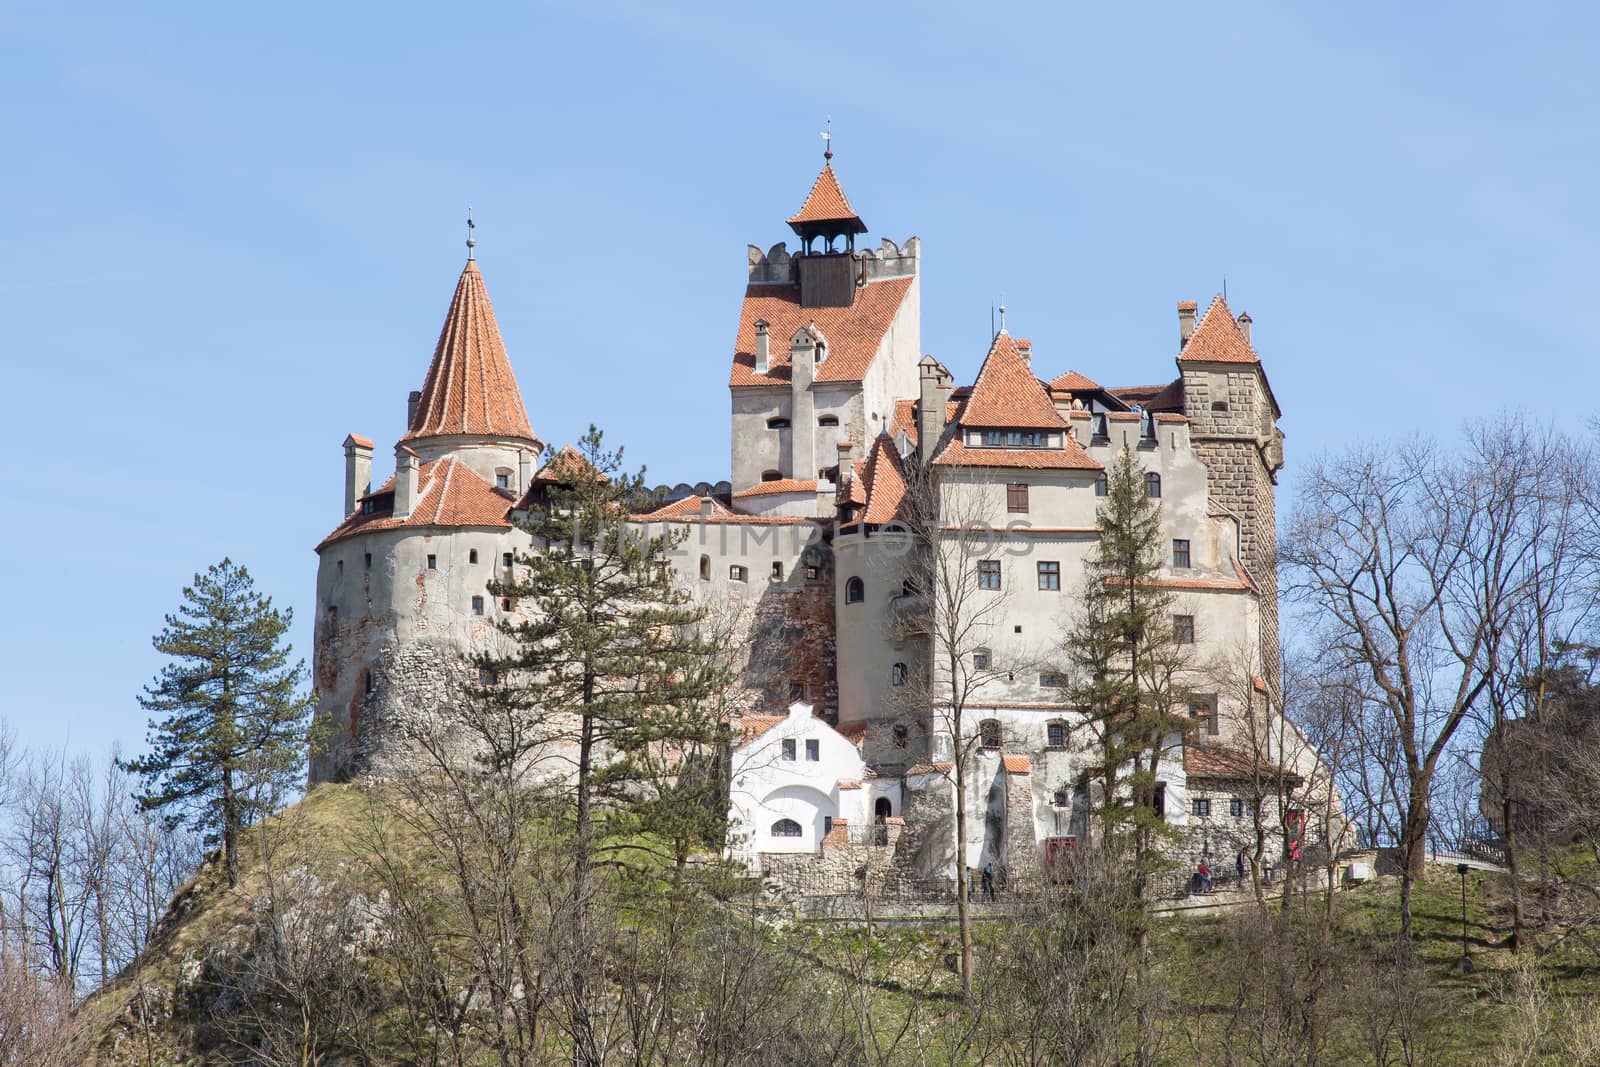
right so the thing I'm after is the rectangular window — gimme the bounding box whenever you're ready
[1006,482,1029,513]
[805,564,820,580]
[1046,722,1066,747]
[730,564,748,582]
[978,560,1001,590]
[789,682,807,701]
[973,649,991,670]
[336,560,344,577]
[502,552,513,568]
[1230,798,1243,817]
[771,561,784,580]
[471,596,485,615]
[1192,798,1211,817]
[805,739,820,761]
[1037,560,1060,590]
[469,549,479,564]
[1040,672,1069,689]
[782,739,796,761]
[982,429,1047,448]
[1191,693,1219,735]
[1172,539,1191,569]
[427,554,437,570]
[496,472,510,489]
[1174,614,1195,644]
[1154,782,1166,818]
[478,666,499,686]
[364,552,372,569]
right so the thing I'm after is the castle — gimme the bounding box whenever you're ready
[311,152,1322,896]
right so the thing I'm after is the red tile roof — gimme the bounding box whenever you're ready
[1002,755,1031,775]
[1179,295,1258,364]
[632,494,734,521]
[887,398,962,447]
[860,434,911,525]
[402,261,539,444]
[786,164,865,230]
[959,333,1067,430]
[904,761,955,776]
[318,458,513,549]
[509,447,605,509]
[739,715,786,742]
[1183,742,1302,785]
[733,478,820,499]
[1048,370,1102,393]
[838,780,863,790]
[835,721,869,743]
[729,276,915,387]
[933,438,1101,471]
[345,433,374,449]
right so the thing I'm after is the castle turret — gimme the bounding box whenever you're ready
[400,257,543,486]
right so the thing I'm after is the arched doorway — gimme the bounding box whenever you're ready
[874,797,892,845]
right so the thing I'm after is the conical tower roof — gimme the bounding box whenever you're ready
[402,260,539,444]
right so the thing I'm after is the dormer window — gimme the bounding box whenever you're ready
[767,417,791,430]
[980,429,1051,448]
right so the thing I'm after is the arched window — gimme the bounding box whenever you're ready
[1144,472,1162,498]
[845,577,864,604]
[979,719,1001,750]
[767,417,791,430]
[771,818,802,838]
[761,469,782,482]
[891,662,907,686]
[875,797,893,820]
[1094,473,1108,496]
[818,414,840,427]
[699,554,710,581]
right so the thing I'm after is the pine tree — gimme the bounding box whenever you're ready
[1062,447,1193,874]
[122,559,312,887]
[478,426,732,1065]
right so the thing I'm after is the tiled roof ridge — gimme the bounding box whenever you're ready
[959,331,1069,431]
[402,261,540,444]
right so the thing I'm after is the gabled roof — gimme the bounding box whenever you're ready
[318,458,512,549]
[958,333,1067,431]
[1179,295,1257,365]
[402,261,540,445]
[787,164,867,234]
[860,434,911,525]
[1048,370,1103,393]
[887,398,962,447]
[739,715,786,742]
[729,276,915,387]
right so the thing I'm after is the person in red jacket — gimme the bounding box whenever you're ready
[1197,859,1213,893]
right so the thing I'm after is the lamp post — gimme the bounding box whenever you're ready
[1457,862,1474,974]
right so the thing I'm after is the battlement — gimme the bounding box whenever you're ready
[746,236,920,285]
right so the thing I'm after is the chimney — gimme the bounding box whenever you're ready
[917,355,952,464]
[407,390,422,428]
[1178,301,1198,350]
[343,434,373,517]
[1236,311,1252,348]
[394,445,419,519]
[753,320,770,374]
[518,449,533,494]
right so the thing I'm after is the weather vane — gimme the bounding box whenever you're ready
[466,205,476,260]
[821,115,832,162]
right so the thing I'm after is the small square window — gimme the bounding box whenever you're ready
[1173,539,1191,569]
[1230,798,1243,817]
[771,561,784,580]
[478,666,499,686]
[496,472,510,489]
[973,649,991,670]
[789,682,807,701]
[502,553,514,569]
[805,564,820,580]
[1037,561,1060,591]
[805,739,819,761]
[1192,798,1211,817]
[469,549,479,564]
[977,560,1001,590]
[471,596,485,615]
[1174,614,1195,644]
[730,565,748,582]
[782,739,796,761]
[427,554,437,570]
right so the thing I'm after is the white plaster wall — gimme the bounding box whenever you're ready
[728,702,868,864]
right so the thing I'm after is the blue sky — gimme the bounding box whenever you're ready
[2,3,1596,757]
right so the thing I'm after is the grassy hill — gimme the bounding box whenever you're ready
[70,783,1600,1065]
